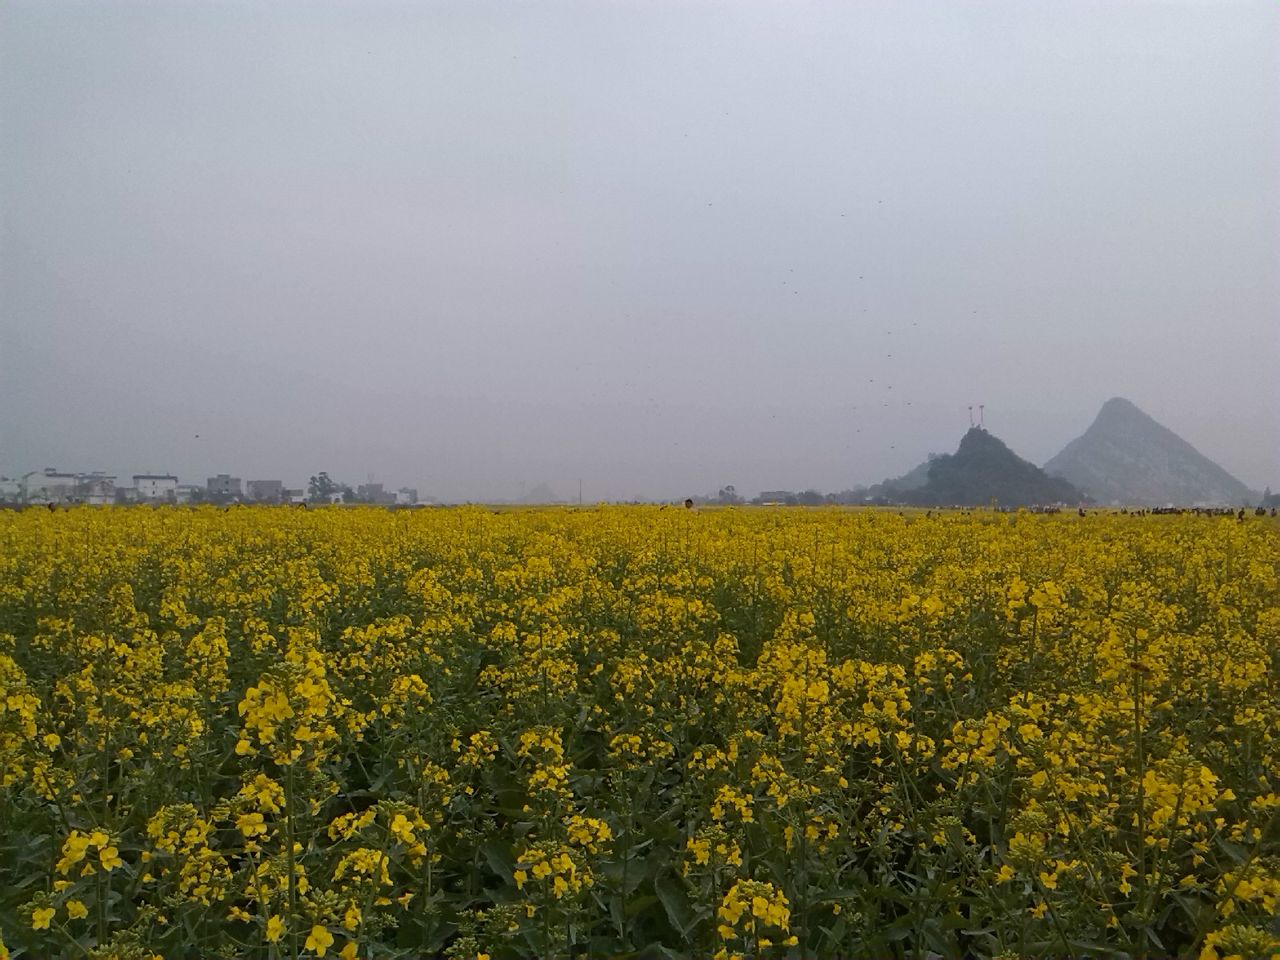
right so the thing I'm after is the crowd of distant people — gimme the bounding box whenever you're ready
[1120,506,1275,519]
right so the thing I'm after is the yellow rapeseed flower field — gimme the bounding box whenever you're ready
[0,506,1277,959]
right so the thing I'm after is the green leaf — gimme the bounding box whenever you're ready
[479,837,514,879]
[625,893,659,917]
[654,875,694,936]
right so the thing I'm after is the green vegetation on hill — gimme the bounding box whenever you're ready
[864,456,936,501]
[905,428,1085,507]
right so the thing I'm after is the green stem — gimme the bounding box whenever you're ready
[285,762,299,960]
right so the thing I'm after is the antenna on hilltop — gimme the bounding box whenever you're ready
[968,405,974,428]
[979,404,985,428]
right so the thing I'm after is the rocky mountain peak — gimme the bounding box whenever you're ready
[1045,399,1254,506]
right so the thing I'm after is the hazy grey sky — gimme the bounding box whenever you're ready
[3,1,1277,501]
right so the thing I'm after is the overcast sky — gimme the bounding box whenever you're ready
[2,1,1277,501]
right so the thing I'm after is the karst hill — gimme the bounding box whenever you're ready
[904,427,1086,507]
[1045,397,1255,506]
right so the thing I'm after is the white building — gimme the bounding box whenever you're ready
[76,473,117,506]
[176,484,204,504]
[27,469,79,503]
[133,474,179,503]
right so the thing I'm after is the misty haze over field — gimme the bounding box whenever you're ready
[2,1,1277,502]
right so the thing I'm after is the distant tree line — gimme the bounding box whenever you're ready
[696,485,876,507]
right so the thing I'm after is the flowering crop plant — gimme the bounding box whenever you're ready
[0,505,1277,960]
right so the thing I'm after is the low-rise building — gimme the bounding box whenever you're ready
[75,472,117,506]
[396,487,419,505]
[176,484,204,504]
[207,474,243,499]
[246,480,284,502]
[754,490,798,506]
[357,482,396,505]
[134,474,179,503]
[28,469,80,504]
[21,470,118,505]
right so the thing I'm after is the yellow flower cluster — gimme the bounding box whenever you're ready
[715,879,797,955]
[514,842,592,900]
[0,505,1275,959]
[57,828,123,875]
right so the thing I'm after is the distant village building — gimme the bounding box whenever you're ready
[207,474,243,499]
[17,469,119,505]
[176,484,204,504]
[755,490,799,506]
[395,487,418,506]
[0,477,21,501]
[134,474,179,503]
[357,482,396,505]
[283,488,306,504]
[27,469,80,504]
[75,472,117,506]
[246,480,283,502]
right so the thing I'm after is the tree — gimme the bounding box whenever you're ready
[308,472,338,503]
[716,485,743,506]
